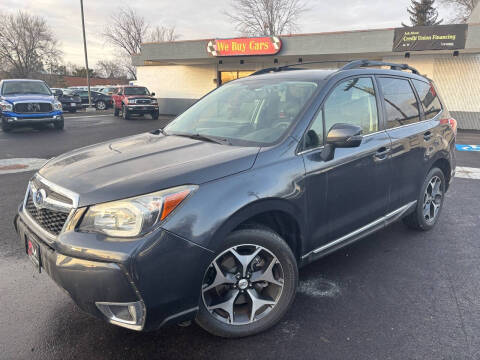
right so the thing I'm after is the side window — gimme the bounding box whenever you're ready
[412,79,442,120]
[324,77,379,135]
[378,77,421,128]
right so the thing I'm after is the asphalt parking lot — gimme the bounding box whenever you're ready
[0,113,479,360]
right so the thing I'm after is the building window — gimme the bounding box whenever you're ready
[219,71,255,85]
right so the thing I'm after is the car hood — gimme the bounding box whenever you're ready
[39,132,260,207]
[1,94,54,103]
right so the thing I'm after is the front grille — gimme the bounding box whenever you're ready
[136,99,151,105]
[25,192,69,235]
[31,177,73,205]
[14,102,53,113]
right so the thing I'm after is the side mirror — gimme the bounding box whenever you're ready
[321,123,363,161]
[326,123,363,148]
[151,92,156,96]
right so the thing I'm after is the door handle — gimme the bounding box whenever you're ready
[424,131,432,141]
[374,146,390,160]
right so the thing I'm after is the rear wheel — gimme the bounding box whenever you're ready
[196,227,298,338]
[403,167,445,231]
[96,100,106,110]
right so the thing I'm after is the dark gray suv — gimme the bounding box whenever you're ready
[14,60,456,338]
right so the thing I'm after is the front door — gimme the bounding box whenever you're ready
[302,76,391,252]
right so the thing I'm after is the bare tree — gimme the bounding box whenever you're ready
[103,6,178,80]
[149,25,179,42]
[439,0,479,22]
[226,0,308,36]
[103,7,149,57]
[95,60,125,78]
[0,11,62,78]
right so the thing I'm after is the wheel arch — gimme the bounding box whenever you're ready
[209,198,305,261]
[429,155,452,191]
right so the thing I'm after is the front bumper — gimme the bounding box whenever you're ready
[15,202,213,331]
[2,111,63,125]
[60,102,82,110]
[125,104,159,114]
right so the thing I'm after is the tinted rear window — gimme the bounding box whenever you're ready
[378,77,420,129]
[412,79,442,120]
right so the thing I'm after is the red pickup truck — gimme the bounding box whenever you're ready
[112,85,159,120]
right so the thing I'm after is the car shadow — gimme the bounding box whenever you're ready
[37,221,432,360]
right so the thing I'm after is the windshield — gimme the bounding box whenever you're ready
[165,79,318,146]
[2,81,51,96]
[124,87,150,95]
[62,89,75,96]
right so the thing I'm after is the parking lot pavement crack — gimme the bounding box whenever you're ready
[444,268,472,357]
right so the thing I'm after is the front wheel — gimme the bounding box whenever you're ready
[1,120,13,132]
[196,227,298,338]
[54,119,64,130]
[69,109,77,113]
[122,106,130,120]
[403,167,446,231]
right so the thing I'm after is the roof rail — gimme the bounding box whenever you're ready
[250,60,354,76]
[340,60,419,74]
[250,59,420,77]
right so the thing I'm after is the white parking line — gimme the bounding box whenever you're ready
[455,167,480,180]
[65,114,113,120]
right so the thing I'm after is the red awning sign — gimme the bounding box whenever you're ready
[207,37,282,57]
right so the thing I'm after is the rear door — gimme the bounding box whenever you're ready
[377,76,440,211]
[302,76,392,251]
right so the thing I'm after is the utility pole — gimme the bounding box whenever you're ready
[80,0,95,111]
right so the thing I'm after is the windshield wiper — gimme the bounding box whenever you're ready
[172,132,231,145]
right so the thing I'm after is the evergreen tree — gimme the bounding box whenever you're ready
[403,0,443,26]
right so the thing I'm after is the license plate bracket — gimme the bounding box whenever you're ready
[26,236,41,273]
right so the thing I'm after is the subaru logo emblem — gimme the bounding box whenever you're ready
[33,188,47,209]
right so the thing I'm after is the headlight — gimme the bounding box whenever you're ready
[128,98,136,104]
[151,99,158,104]
[0,101,13,112]
[53,101,62,110]
[78,185,197,237]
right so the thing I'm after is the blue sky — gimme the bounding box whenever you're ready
[0,0,454,65]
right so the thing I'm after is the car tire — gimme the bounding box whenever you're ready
[151,111,159,120]
[54,118,64,130]
[122,106,130,120]
[1,120,13,132]
[196,226,298,338]
[69,109,77,113]
[403,167,446,231]
[96,100,106,111]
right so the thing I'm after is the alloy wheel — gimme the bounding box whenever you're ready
[97,101,106,110]
[423,175,442,223]
[202,244,284,325]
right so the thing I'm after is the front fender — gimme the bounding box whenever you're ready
[161,154,307,255]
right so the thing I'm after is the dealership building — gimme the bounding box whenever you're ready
[133,8,480,130]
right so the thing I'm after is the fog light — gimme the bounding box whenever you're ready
[7,117,17,122]
[96,300,145,330]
